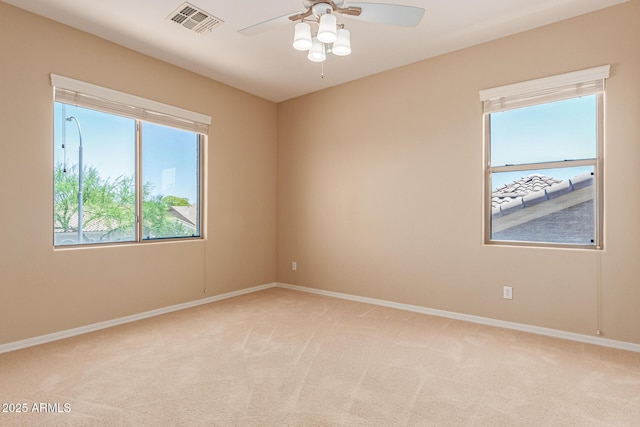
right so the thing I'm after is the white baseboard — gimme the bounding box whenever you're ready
[0,283,278,355]
[276,282,640,353]
[3,281,638,355]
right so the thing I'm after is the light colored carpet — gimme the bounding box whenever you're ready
[1,287,638,426]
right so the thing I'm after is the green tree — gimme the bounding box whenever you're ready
[54,163,189,242]
[54,163,135,238]
[54,163,81,233]
[142,183,192,239]
[161,195,190,207]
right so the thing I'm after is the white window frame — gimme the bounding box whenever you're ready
[51,74,211,247]
[480,65,609,249]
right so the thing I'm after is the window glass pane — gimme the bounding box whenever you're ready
[54,103,136,245]
[490,96,596,166]
[141,122,200,240]
[490,166,595,245]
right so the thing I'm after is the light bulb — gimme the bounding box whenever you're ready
[317,13,337,44]
[293,22,312,51]
[307,37,326,62]
[332,28,351,56]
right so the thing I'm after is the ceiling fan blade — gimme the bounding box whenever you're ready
[238,12,297,36]
[344,3,425,27]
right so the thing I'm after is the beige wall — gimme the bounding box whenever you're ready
[277,1,640,344]
[0,3,277,345]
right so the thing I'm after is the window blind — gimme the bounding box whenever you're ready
[51,74,211,134]
[479,65,610,114]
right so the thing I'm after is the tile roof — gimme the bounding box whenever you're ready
[492,172,594,217]
[54,205,198,233]
[54,212,120,233]
[168,205,197,229]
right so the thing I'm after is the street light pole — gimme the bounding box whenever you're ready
[66,116,84,244]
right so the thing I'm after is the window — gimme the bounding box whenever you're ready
[481,66,609,248]
[52,75,210,246]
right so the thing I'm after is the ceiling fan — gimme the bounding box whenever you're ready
[239,1,425,63]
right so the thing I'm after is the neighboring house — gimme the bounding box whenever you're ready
[54,212,126,244]
[491,173,595,244]
[55,205,197,244]
[167,205,198,232]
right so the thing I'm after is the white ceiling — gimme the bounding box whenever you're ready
[5,0,628,102]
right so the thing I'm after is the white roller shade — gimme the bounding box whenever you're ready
[51,74,211,134]
[480,65,610,114]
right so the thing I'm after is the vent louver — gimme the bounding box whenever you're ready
[168,2,223,35]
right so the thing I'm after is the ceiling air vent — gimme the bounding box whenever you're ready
[168,2,223,35]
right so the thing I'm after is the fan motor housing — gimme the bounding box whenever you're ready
[302,0,344,9]
[304,0,345,7]
[312,3,333,16]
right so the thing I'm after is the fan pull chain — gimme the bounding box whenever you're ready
[321,61,324,79]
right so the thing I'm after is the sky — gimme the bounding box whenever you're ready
[489,95,597,189]
[54,103,199,204]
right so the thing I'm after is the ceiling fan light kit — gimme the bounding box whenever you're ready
[240,1,424,65]
[291,2,350,63]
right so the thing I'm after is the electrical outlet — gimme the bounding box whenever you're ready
[291,261,297,271]
[503,286,513,300]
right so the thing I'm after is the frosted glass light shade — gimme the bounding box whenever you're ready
[317,13,337,43]
[293,22,312,51]
[307,37,326,62]
[332,28,351,56]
